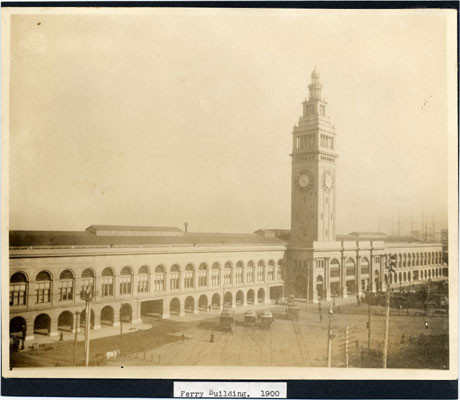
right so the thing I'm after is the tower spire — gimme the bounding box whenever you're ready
[308,66,323,101]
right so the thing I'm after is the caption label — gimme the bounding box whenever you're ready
[174,382,286,399]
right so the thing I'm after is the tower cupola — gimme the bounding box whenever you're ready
[308,66,323,101]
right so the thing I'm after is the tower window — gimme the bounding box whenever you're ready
[320,105,326,116]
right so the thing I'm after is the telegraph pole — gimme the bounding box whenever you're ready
[119,306,123,351]
[383,254,396,368]
[80,288,97,367]
[367,297,371,351]
[306,265,310,311]
[72,311,80,366]
[327,306,334,367]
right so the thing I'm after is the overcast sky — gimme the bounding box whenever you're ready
[8,9,454,235]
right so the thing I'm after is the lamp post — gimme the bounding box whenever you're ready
[80,288,97,367]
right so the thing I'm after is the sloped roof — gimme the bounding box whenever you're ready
[86,225,182,232]
[9,230,285,248]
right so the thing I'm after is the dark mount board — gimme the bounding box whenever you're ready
[1,378,458,399]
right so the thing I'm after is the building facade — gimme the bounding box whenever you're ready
[8,68,446,341]
[9,228,286,340]
[284,68,446,302]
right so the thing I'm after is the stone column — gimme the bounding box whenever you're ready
[179,300,185,317]
[132,274,139,298]
[165,271,170,292]
[218,295,224,311]
[162,299,170,319]
[312,266,318,304]
[132,302,143,324]
[113,308,120,327]
[72,312,80,333]
[24,317,35,341]
[49,318,59,337]
[356,252,362,297]
[114,275,120,299]
[193,297,199,314]
[93,308,101,330]
[193,270,198,290]
[325,258,331,301]
[341,254,347,298]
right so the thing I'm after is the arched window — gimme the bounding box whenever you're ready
[184,264,195,289]
[345,259,355,276]
[224,262,232,285]
[247,261,255,283]
[330,259,340,278]
[267,260,275,280]
[101,268,114,297]
[10,272,28,306]
[277,259,284,280]
[138,266,150,293]
[198,263,207,287]
[35,271,52,304]
[120,266,133,295]
[59,269,74,301]
[360,258,369,275]
[257,260,265,282]
[170,264,180,290]
[81,268,95,293]
[211,262,220,286]
[235,261,244,283]
[154,265,165,291]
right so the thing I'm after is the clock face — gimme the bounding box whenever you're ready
[298,174,310,188]
[324,172,333,189]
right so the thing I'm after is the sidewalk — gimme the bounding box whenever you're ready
[18,295,373,351]
[21,321,152,352]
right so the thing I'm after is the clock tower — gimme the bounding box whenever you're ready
[290,67,338,246]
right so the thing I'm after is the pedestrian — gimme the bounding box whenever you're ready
[401,333,405,344]
[181,333,185,343]
[319,313,323,323]
[59,331,64,342]
[210,332,214,343]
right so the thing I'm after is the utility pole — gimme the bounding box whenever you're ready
[383,288,390,368]
[383,254,396,368]
[345,326,349,368]
[119,305,123,352]
[306,265,310,312]
[72,311,80,366]
[367,299,371,351]
[80,288,97,367]
[327,306,333,367]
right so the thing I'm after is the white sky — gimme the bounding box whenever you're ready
[8,9,452,234]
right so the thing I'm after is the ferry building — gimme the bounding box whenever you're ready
[8,68,446,341]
